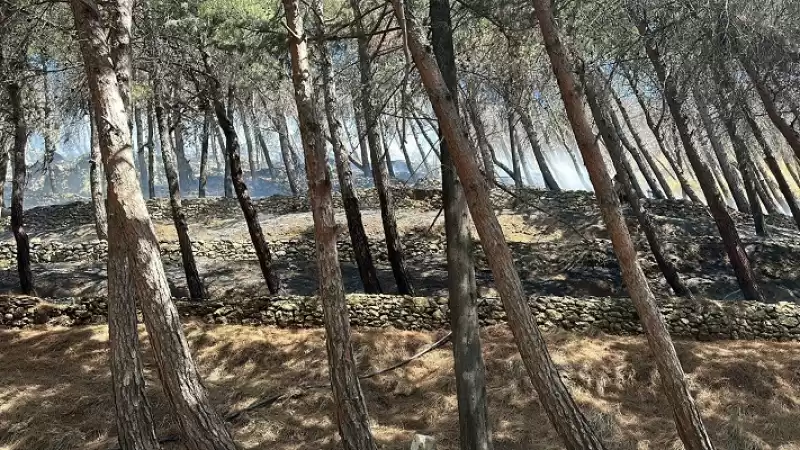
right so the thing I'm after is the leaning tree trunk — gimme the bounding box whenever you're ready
[250,109,276,178]
[351,0,414,295]
[88,103,109,240]
[533,3,716,447]
[315,11,382,294]
[270,112,302,196]
[147,101,156,199]
[516,107,560,191]
[394,119,414,177]
[745,108,800,230]
[73,2,236,448]
[391,3,607,448]
[508,111,524,189]
[584,71,693,298]
[633,14,762,302]
[240,103,258,181]
[694,90,750,213]
[199,105,211,198]
[608,105,665,199]
[8,80,34,295]
[285,2,378,448]
[464,91,496,184]
[431,0,494,448]
[153,76,205,300]
[210,82,281,294]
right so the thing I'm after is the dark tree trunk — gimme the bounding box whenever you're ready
[41,61,58,194]
[508,112,524,189]
[634,14,763,302]
[379,121,397,179]
[0,139,8,209]
[147,101,156,199]
[251,109,276,178]
[352,100,372,177]
[464,91,496,184]
[199,105,211,198]
[135,106,149,197]
[153,81,205,300]
[409,118,433,175]
[88,103,109,240]
[694,91,750,212]
[171,106,193,191]
[608,105,664,199]
[270,112,302,195]
[350,0,414,295]
[210,82,281,294]
[286,2,379,448]
[8,81,34,295]
[430,1,494,448]
[394,119,415,177]
[611,89,674,199]
[392,3,608,448]
[240,103,258,181]
[516,107,561,191]
[316,12,382,294]
[74,2,236,447]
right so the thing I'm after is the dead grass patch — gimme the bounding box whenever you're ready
[2,324,800,449]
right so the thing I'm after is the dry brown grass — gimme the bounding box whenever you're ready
[2,324,800,450]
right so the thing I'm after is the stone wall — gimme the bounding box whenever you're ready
[2,294,799,341]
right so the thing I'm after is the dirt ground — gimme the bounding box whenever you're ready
[1,324,799,450]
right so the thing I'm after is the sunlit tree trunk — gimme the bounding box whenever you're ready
[88,103,109,240]
[508,111,524,189]
[40,58,59,194]
[199,105,211,198]
[147,101,156,199]
[171,105,193,192]
[352,99,372,177]
[285,2,378,448]
[135,106,149,197]
[8,79,34,295]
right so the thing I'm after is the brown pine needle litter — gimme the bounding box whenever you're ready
[2,323,800,449]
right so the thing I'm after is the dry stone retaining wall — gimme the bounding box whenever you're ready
[2,294,799,341]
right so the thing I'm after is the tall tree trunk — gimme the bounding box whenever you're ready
[210,82,281,294]
[394,119,414,177]
[626,75,703,203]
[409,118,433,175]
[8,81,34,295]
[531,3,717,447]
[172,106,192,191]
[41,59,58,194]
[694,91,750,212]
[350,0,414,295]
[0,139,9,209]
[715,97,768,236]
[379,121,397,179]
[516,107,561,190]
[746,110,800,229]
[73,3,236,448]
[147,101,156,199]
[199,105,210,198]
[608,104,664,199]
[611,89,674,199]
[430,1,494,448]
[286,2,378,448]
[88,103,109,240]
[270,112,302,195]
[464,91,496,184]
[240,103,258,181]
[250,109,276,178]
[633,13,763,302]
[392,3,608,448]
[584,71,693,298]
[135,106,149,197]
[153,79,205,300]
[740,57,800,160]
[352,100,372,177]
[315,10,381,294]
[508,112,524,189]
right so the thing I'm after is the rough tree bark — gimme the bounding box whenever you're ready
[0,138,9,209]
[135,106,149,197]
[8,80,34,295]
[199,104,211,198]
[88,103,109,240]
[147,101,156,199]
[285,2,378,448]
[508,111,524,189]
[531,2,716,447]
[172,106,193,191]
[313,8,382,294]
[352,100,372,177]
[694,90,750,212]
[431,0,494,448]
[40,58,58,194]
[72,2,236,448]
[391,3,607,448]
[350,0,414,294]
[632,12,763,301]
[209,81,281,294]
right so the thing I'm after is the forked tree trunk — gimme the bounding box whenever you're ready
[610,89,674,199]
[147,101,156,199]
[746,109,800,229]
[153,77,205,300]
[210,82,281,293]
[740,57,800,160]
[430,0,494,448]
[199,105,211,198]
[694,91,750,212]
[634,13,762,302]
[8,80,34,295]
[533,3,715,447]
[584,71,692,298]
[350,0,414,295]
[352,100,372,177]
[172,106,193,191]
[285,2,378,449]
[72,3,236,448]
[270,111,302,195]
[88,104,109,240]
[391,3,606,448]
[314,8,381,293]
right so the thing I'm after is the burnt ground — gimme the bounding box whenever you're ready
[0,191,799,302]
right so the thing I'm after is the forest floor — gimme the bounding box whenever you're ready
[2,323,800,450]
